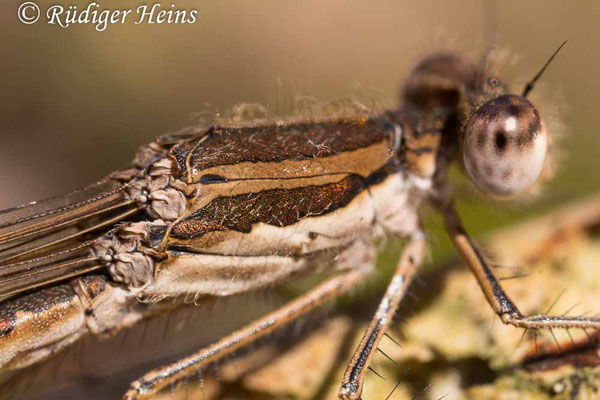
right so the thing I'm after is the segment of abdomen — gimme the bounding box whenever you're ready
[0,275,145,371]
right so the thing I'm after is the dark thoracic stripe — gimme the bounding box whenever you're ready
[169,118,392,179]
[170,175,365,239]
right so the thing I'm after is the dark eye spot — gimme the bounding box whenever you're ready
[494,132,508,153]
[484,164,493,176]
[308,232,318,240]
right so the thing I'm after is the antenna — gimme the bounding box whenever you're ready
[521,40,568,98]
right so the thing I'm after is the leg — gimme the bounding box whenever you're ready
[124,268,367,400]
[338,232,426,400]
[438,199,600,330]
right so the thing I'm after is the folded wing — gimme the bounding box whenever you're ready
[0,179,143,300]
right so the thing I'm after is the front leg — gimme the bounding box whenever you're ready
[338,231,426,400]
[439,199,600,331]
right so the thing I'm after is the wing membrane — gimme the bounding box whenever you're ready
[0,243,100,301]
[0,178,146,300]
[0,178,121,223]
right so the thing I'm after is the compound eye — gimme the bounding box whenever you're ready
[463,94,547,198]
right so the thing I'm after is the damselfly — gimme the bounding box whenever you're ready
[0,41,597,400]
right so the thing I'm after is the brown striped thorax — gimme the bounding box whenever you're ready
[91,52,551,294]
[0,50,554,391]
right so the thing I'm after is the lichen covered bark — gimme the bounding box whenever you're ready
[156,194,600,400]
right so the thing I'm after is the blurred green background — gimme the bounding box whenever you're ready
[0,0,599,246]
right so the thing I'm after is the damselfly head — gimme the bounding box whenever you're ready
[462,94,548,199]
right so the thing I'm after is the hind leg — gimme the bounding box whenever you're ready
[338,231,426,399]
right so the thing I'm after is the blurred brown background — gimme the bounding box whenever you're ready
[1,0,599,215]
[1,1,600,398]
